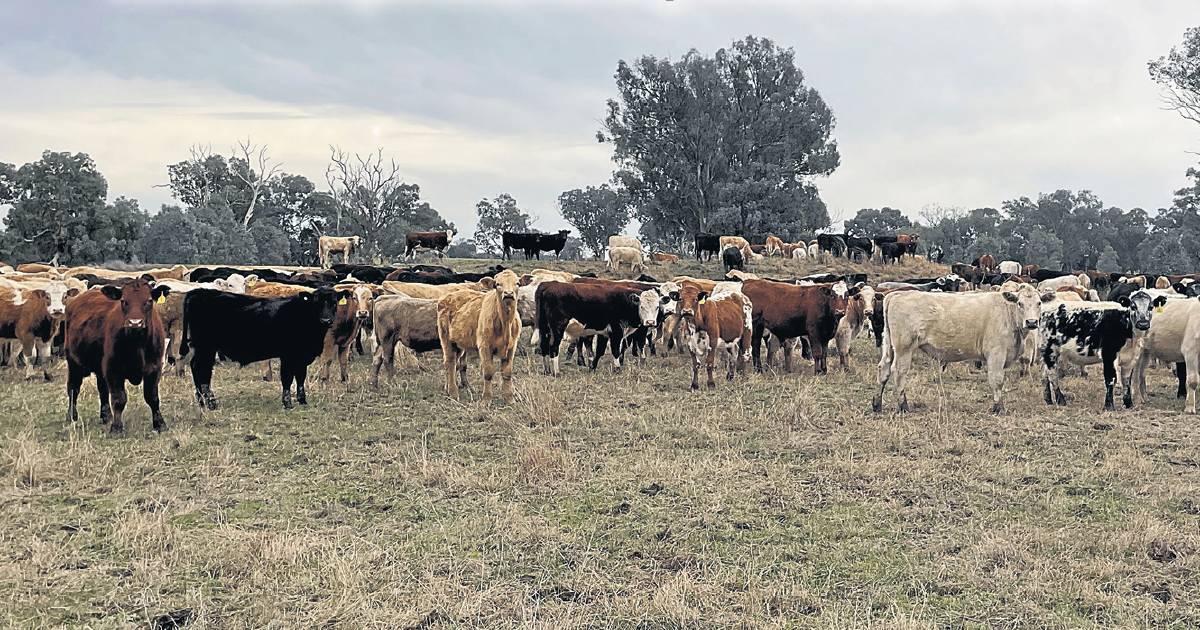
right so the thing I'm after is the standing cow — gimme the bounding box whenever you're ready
[437,270,525,403]
[65,280,172,433]
[318,235,362,269]
[405,229,455,259]
[873,285,1052,413]
[672,283,753,390]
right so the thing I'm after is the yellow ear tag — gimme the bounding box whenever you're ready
[338,297,348,306]
[156,295,165,304]
[699,297,706,305]
[1156,306,1164,314]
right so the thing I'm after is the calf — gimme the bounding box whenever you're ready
[874,285,1052,413]
[608,246,644,274]
[64,280,172,433]
[0,286,56,380]
[181,288,346,409]
[436,270,525,402]
[370,294,440,387]
[535,280,643,375]
[672,283,752,390]
[315,284,376,383]
[740,279,850,374]
[1039,290,1166,411]
[651,252,681,264]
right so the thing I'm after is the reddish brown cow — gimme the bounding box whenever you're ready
[0,286,56,380]
[65,280,171,433]
[978,254,997,273]
[673,283,752,390]
[739,279,853,374]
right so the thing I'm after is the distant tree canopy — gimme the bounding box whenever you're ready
[473,193,531,257]
[600,35,838,249]
[558,184,629,257]
[1149,26,1200,125]
[844,207,912,238]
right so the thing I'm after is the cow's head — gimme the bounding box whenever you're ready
[350,285,375,321]
[1120,289,1169,331]
[1001,284,1053,330]
[481,269,520,305]
[674,284,708,319]
[350,236,362,248]
[306,288,347,327]
[853,283,876,319]
[558,229,571,236]
[100,279,169,331]
[445,229,456,240]
[43,281,79,318]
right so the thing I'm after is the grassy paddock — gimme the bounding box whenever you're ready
[2,256,1199,628]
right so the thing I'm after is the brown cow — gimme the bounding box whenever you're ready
[672,283,752,389]
[740,279,852,374]
[315,284,376,382]
[370,294,440,387]
[978,254,997,273]
[65,280,171,433]
[764,235,785,257]
[437,270,526,402]
[246,278,314,299]
[318,235,362,269]
[650,252,681,264]
[0,286,57,380]
[16,263,55,273]
[405,230,455,260]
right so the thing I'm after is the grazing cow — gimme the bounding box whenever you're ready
[608,246,645,274]
[999,260,1021,275]
[651,252,681,264]
[671,283,752,390]
[873,284,1052,413]
[318,235,362,269]
[719,236,750,254]
[1039,290,1166,411]
[64,280,172,433]
[502,231,542,260]
[695,234,721,261]
[0,286,58,380]
[405,230,455,259]
[833,284,877,368]
[765,235,785,257]
[370,294,440,387]
[977,254,997,272]
[609,235,643,251]
[535,280,643,375]
[844,236,874,260]
[181,288,347,409]
[816,234,846,258]
[740,279,851,374]
[722,245,745,273]
[437,270,525,403]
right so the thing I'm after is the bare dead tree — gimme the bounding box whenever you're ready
[325,146,406,258]
[232,139,282,227]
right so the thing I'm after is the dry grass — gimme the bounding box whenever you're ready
[2,256,1199,627]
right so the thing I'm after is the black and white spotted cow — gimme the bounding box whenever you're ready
[1039,289,1167,411]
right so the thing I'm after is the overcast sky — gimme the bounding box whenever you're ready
[2,0,1197,233]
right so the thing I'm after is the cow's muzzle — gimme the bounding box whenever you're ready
[1135,320,1152,331]
[319,317,334,326]
[126,318,145,329]
[1024,319,1038,330]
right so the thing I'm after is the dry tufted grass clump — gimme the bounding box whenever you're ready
[3,257,1200,627]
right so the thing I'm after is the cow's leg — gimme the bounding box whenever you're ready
[316,333,336,381]
[1121,351,1137,409]
[66,360,84,424]
[873,339,897,413]
[296,365,310,405]
[107,378,128,434]
[143,370,166,432]
[608,325,625,371]
[1101,351,1118,411]
[442,342,460,398]
[456,350,468,390]
[810,332,828,375]
[500,345,516,403]
[262,360,274,382]
[1135,351,1150,404]
[18,335,38,380]
[280,361,295,410]
[371,333,396,388]
[1187,356,1200,414]
[706,346,717,389]
[96,373,113,425]
[751,321,765,372]
[1177,362,1188,398]
[591,335,608,372]
[986,353,1007,414]
[690,349,701,390]
[190,349,218,410]
[337,341,351,383]
[726,346,737,381]
[36,338,53,380]
[172,328,190,377]
[480,345,496,403]
[782,337,795,373]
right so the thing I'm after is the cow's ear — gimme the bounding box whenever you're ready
[151,285,171,302]
[480,277,496,290]
[1154,296,1169,307]
[1002,291,1019,303]
[628,292,640,304]
[1117,296,1130,307]
[139,273,156,284]
[1040,292,1056,303]
[697,291,709,303]
[669,291,680,302]
[847,286,860,297]
[518,274,533,286]
[100,285,122,301]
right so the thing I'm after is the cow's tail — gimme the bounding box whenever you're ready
[179,294,192,358]
[879,295,894,369]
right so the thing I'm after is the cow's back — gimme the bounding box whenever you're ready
[885,291,1017,361]
[1144,299,1200,362]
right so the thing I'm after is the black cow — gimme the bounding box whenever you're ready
[1032,269,1074,282]
[180,288,348,410]
[189,267,293,284]
[501,232,542,260]
[816,234,846,257]
[695,233,721,261]
[723,245,745,272]
[330,264,395,284]
[878,242,905,265]
[535,281,643,375]
[1039,290,1166,410]
[844,236,874,258]
[534,231,571,259]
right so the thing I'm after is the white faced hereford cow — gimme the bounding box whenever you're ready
[873,284,1053,413]
[318,235,362,269]
[671,282,753,390]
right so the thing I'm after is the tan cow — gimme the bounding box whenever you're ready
[146,265,189,281]
[16,263,55,274]
[529,269,576,283]
[651,252,681,264]
[371,294,441,387]
[764,235,785,257]
[874,284,1053,413]
[608,235,642,251]
[437,270,526,402]
[318,235,362,269]
[1135,297,1200,411]
[719,236,750,253]
[246,279,314,298]
[607,246,644,274]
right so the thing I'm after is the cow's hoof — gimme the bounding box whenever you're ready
[282,400,294,410]
[1055,393,1067,406]
[108,423,124,435]
[707,382,716,391]
[871,398,882,413]
[205,398,219,411]
[153,419,167,432]
[1123,397,1133,409]
[990,403,1005,414]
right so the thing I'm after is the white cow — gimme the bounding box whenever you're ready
[607,246,644,274]
[1135,298,1200,412]
[998,260,1022,275]
[1037,275,1081,292]
[873,284,1053,413]
[608,235,643,252]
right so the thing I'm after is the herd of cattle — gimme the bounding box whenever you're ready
[4,231,1200,434]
